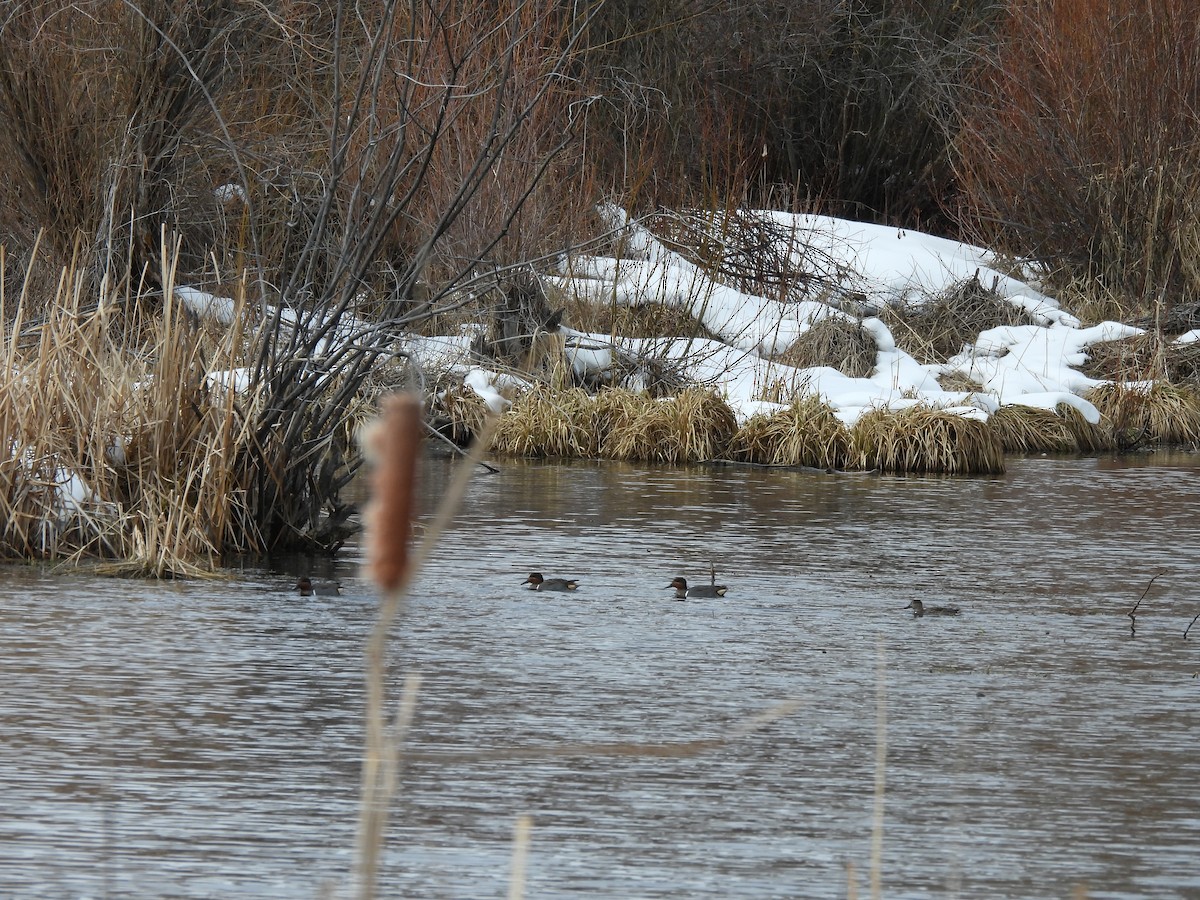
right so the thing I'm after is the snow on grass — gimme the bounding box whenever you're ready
[174,207,1146,430]
[536,208,1141,425]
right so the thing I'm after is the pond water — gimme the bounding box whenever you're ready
[2,454,1199,898]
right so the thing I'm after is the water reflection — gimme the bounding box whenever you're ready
[1,454,1199,897]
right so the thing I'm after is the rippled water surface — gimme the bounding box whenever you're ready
[2,454,1200,898]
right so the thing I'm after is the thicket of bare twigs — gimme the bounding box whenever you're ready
[957,0,1200,313]
[0,0,597,563]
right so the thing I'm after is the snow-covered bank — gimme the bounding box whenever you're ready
[429,209,1145,428]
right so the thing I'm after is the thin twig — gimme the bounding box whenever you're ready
[1184,610,1200,640]
[423,420,500,473]
[1127,571,1166,637]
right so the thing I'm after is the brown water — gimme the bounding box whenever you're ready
[2,454,1199,898]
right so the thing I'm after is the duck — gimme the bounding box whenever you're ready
[295,576,343,597]
[904,598,960,617]
[668,577,728,600]
[523,572,580,592]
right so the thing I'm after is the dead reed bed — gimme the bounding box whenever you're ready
[489,387,598,458]
[986,405,1080,454]
[852,406,1006,474]
[772,316,877,378]
[733,396,852,469]
[599,388,737,464]
[1087,382,1200,449]
[0,254,259,574]
[490,387,736,464]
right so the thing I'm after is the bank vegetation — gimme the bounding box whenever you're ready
[2,0,1199,570]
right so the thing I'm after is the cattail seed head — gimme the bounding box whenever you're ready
[365,393,422,592]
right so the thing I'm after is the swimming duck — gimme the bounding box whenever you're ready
[904,598,960,617]
[295,576,342,597]
[523,572,580,592]
[668,577,728,600]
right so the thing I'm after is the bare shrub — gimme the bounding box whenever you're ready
[0,1,599,559]
[578,1,996,224]
[0,1,279,294]
[958,0,1200,312]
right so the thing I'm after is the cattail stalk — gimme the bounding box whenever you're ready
[357,392,422,900]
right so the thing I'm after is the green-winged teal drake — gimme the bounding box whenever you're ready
[668,577,728,600]
[905,598,960,617]
[523,572,580,592]
[295,576,342,597]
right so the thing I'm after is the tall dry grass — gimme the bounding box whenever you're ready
[958,0,1200,312]
[0,241,260,573]
[987,405,1080,454]
[852,406,1005,475]
[734,397,852,470]
[1087,382,1200,450]
[490,387,737,464]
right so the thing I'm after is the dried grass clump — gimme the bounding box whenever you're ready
[1081,332,1200,386]
[1079,333,1165,382]
[1088,382,1200,449]
[490,387,596,458]
[1056,402,1115,453]
[490,386,737,463]
[881,276,1036,364]
[772,317,877,378]
[591,388,654,443]
[601,388,737,464]
[428,385,494,446]
[564,296,717,341]
[0,264,259,574]
[733,396,851,470]
[987,405,1078,453]
[852,406,1006,474]
[1167,342,1200,384]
